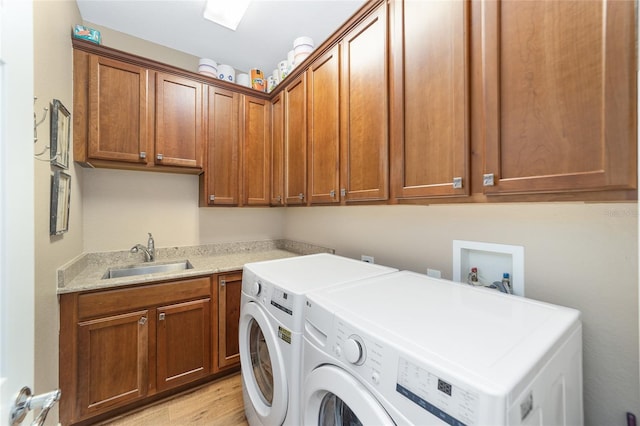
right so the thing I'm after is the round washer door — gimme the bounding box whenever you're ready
[303,365,396,425]
[239,301,288,425]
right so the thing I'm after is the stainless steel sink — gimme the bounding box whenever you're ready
[102,260,193,279]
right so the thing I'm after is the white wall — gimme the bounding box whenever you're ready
[82,169,286,251]
[33,2,83,425]
[284,203,639,425]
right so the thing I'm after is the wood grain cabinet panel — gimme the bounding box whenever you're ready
[390,0,469,199]
[77,310,149,418]
[242,96,271,205]
[340,4,389,202]
[481,0,636,195]
[60,276,218,425]
[202,86,240,206]
[155,72,204,169]
[156,298,211,392]
[284,74,308,205]
[307,45,341,204]
[271,93,285,206]
[85,55,150,164]
[214,272,243,371]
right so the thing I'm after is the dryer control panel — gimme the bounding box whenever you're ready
[396,357,479,426]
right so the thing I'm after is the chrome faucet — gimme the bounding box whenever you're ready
[130,233,155,262]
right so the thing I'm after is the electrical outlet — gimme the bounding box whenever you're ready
[427,268,442,278]
[361,255,374,264]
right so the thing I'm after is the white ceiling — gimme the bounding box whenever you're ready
[76,0,367,74]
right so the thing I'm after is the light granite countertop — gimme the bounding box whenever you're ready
[57,239,333,294]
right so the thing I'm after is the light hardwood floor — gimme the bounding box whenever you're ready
[100,374,249,426]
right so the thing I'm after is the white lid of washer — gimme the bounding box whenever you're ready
[244,253,397,295]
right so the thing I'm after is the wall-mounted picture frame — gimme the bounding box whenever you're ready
[50,170,71,235]
[50,99,70,169]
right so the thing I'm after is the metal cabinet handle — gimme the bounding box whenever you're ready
[139,151,147,159]
[483,173,495,186]
[156,154,163,161]
[220,279,226,287]
[139,316,147,325]
[159,313,165,321]
[330,190,336,198]
[209,195,215,202]
[298,193,305,200]
[340,188,346,197]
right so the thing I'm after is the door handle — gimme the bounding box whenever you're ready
[10,386,61,426]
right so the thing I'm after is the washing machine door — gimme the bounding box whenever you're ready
[240,301,288,425]
[303,365,395,425]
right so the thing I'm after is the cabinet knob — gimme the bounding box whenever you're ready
[298,193,305,200]
[158,313,165,321]
[139,317,147,325]
[209,195,215,202]
[330,190,336,198]
[220,279,226,287]
[340,188,346,197]
[156,154,163,161]
[139,152,147,159]
[452,177,463,189]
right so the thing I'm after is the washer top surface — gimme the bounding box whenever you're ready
[244,253,397,295]
[307,270,580,381]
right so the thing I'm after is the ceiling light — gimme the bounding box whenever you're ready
[203,0,251,31]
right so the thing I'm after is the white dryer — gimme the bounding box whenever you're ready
[239,253,397,426]
[302,271,583,426]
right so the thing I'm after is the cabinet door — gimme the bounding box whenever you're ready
[390,0,469,199]
[215,272,242,371]
[156,299,211,392]
[482,0,636,195]
[340,5,389,202]
[88,55,149,163]
[155,72,204,168]
[308,45,341,204]
[77,310,148,417]
[243,96,271,205]
[271,93,285,206]
[284,74,308,205]
[204,86,240,205]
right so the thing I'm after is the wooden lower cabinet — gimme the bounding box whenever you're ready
[60,273,241,425]
[77,310,149,418]
[214,271,243,371]
[156,298,211,391]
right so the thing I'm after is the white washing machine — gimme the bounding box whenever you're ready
[239,253,397,426]
[302,270,583,425]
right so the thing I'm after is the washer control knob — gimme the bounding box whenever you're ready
[344,337,364,364]
[251,281,262,296]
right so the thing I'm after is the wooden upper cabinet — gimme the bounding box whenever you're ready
[284,74,308,205]
[155,72,204,169]
[242,96,271,206]
[307,45,341,205]
[202,86,240,206]
[271,94,285,206]
[340,4,389,202]
[85,55,150,164]
[481,0,637,195]
[390,0,469,199]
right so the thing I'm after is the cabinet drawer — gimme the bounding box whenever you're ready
[78,277,211,320]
